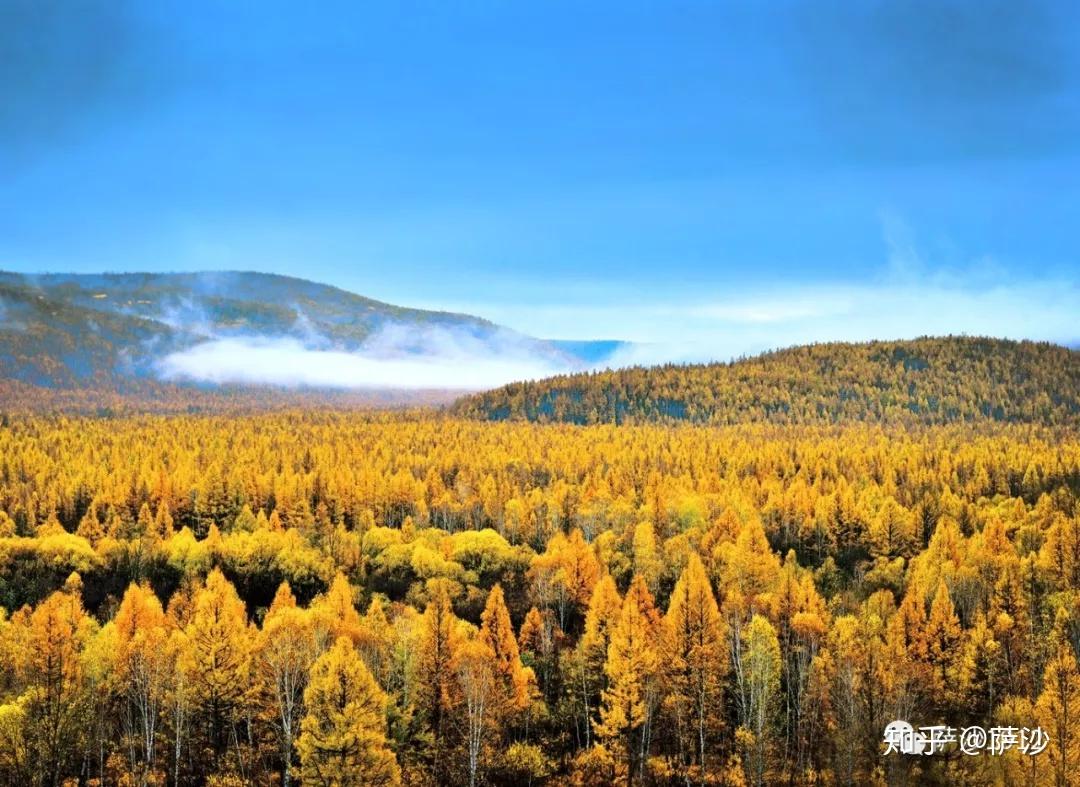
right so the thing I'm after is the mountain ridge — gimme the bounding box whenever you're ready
[3,272,1076,426]
[0,270,617,392]
[452,336,1080,427]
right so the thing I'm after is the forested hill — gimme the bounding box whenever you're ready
[0,271,619,394]
[453,337,1080,426]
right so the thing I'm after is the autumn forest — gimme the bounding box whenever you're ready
[1,339,1079,786]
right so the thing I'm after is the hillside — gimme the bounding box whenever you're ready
[453,336,1080,426]
[0,271,500,347]
[0,271,617,395]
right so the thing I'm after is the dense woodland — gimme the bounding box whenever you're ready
[454,338,1080,426]
[0,378,455,416]
[0,407,1077,785]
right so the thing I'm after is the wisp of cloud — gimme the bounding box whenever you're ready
[156,322,578,390]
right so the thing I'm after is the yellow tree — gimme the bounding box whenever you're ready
[311,572,363,645]
[23,575,96,786]
[1035,611,1080,787]
[1040,513,1080,591]
[734,614,781,787]
[184,568,252,772]
[960,612,1003,721]
[455,637,497,787]
[717,516,780,608]
[297,636,401,786]
[597,575,660,787]
[416,580,463,785]
[662,553,726,782]
[772,553,829,778]
[631,521,662,597]
[75,502,106,545]
[357,596,395,689]
[256,582,318,787]
[154,501,174,539]
[519,606,547,658]
[519,605,560,702]
[529,529,601,632]
[0,691,30,785]
[576,574,622,746]
[988,559,1032,699]
[478,584,532,719]
[134,501,153,536]
[868,498,916,560]
[924,580,963,704]
[163,627,193,787]
[112,582,171,786]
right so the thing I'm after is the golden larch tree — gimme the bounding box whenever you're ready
[662,553,726,782]
[297,636,401,787]
[597,575,660,787]
[256,582,318,787]
[184,568,252,771]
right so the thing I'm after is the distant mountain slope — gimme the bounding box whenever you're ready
[0,281,182,388]
[453,337,1080,426]
[0,271,620,392]
[0,270,501,348]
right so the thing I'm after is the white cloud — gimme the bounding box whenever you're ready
[0,297,27,332]
[156,324,576,390]
[150,296,217,338]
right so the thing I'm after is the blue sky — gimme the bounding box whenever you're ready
[1,0,1078,357]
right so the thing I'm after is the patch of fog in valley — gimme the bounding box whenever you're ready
[155,320,585,390]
